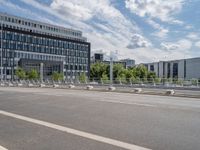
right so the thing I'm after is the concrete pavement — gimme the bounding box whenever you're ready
[0,87,200,150]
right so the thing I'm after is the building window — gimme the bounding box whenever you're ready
[173,63,178,79]
[150,65,154,72]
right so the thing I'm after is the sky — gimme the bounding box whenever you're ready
[0,0,200,63]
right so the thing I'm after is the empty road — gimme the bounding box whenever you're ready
[0,87,200,150]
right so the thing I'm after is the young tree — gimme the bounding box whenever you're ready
[15,67,26,80]
[52,72,64,81]
[101,72,109,84]
[113,63,125,79]
[79,73,87,83]
[90,62,109,80]
[135,65,148,79]
[27,69,39,80]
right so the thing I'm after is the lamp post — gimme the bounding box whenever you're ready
[110,55,113,85]
[0,21,3,81]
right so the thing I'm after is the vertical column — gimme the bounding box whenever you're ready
[40,62,43,82]
[0,23,3,81]
[110,57,113,85]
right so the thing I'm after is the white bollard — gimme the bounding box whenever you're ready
[132,88,142,93]
[69,84,75,89]
[53,84,59,88]
[17,83,23,87]
[28,83,34,87]
[8,83,14,87]
[86,85,93,90]
[165,90,175,95]
[108,86,116,91]
[40,83,46,88]
[0,83,5,86]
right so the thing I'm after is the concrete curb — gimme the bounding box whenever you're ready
[0,86,199,99]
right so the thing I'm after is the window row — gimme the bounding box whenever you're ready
[0,41,88,57]
[0,15,82,37]
[65,65,87,71]
[0,32,89,51]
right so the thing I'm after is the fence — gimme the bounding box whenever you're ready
[0,78,199,89]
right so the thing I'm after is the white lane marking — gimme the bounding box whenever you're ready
[0,110,151,150]
[0,145,8,150]
[98,100,156,107]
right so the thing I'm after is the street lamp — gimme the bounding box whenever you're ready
[0,20,3,81]
[110,56,113,85]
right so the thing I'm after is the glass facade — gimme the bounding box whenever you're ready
[0,14,90,80]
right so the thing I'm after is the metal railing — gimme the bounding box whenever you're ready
[0,78,199,89]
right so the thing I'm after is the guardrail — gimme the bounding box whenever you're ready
[0,78,199,89]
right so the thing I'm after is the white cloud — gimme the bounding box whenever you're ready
[127,34,152,49]
[50,0,93,21]
[185,25,193,30]
[153,28,169,38]
[125,0,184,24]
[19,0,141,49]
[146,19,168,38]
[161,39,192,51]
[195,41,200,48]
[161,43,180,51]
[186,32,199,40]
[4,0,193,63]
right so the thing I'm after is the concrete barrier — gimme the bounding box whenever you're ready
[86,85,93,90]
[165,89,175,95]
[69,84,75,89]
[0,83,5,87]
[108,86,116,91]
[132,88,142,93]
[40,83,46,88]
[53,84,59,88]
[28,83,34,87]
[8,83,14,87]
[17,83,23,87]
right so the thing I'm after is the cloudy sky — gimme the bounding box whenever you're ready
[0,0,200,63]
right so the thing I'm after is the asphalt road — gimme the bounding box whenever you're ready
[0,87,200,150]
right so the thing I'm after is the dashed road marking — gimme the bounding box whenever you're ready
[0,110,151,150]
[0,145,8,150]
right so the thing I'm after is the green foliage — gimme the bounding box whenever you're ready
[27,69,39,80]
[113,63,125,79]
[15,67,26,80]
[90,62,109,80]
[101,73,109,84]
[116,73,127,84]
[154,78,161,84]
[90,62,157,83]
[79,73,87,83]
[135,65,148,79]
[52,72,64,81]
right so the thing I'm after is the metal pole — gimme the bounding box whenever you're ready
[40,62,43,82]
[0,21,3,81]
[110,56,113,85]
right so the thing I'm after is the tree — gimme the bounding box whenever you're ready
[15,67,26,80]
[116,73,127,84]
[101,72,109,84]
[27,69,39,80]
[79,73,87,83]
[52,72,64,81]
[147,71,156,83]
[90,62,109,80]
[113,63,125,79]
[135,65,148,80]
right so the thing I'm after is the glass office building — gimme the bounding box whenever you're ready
[0,13,90,80]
